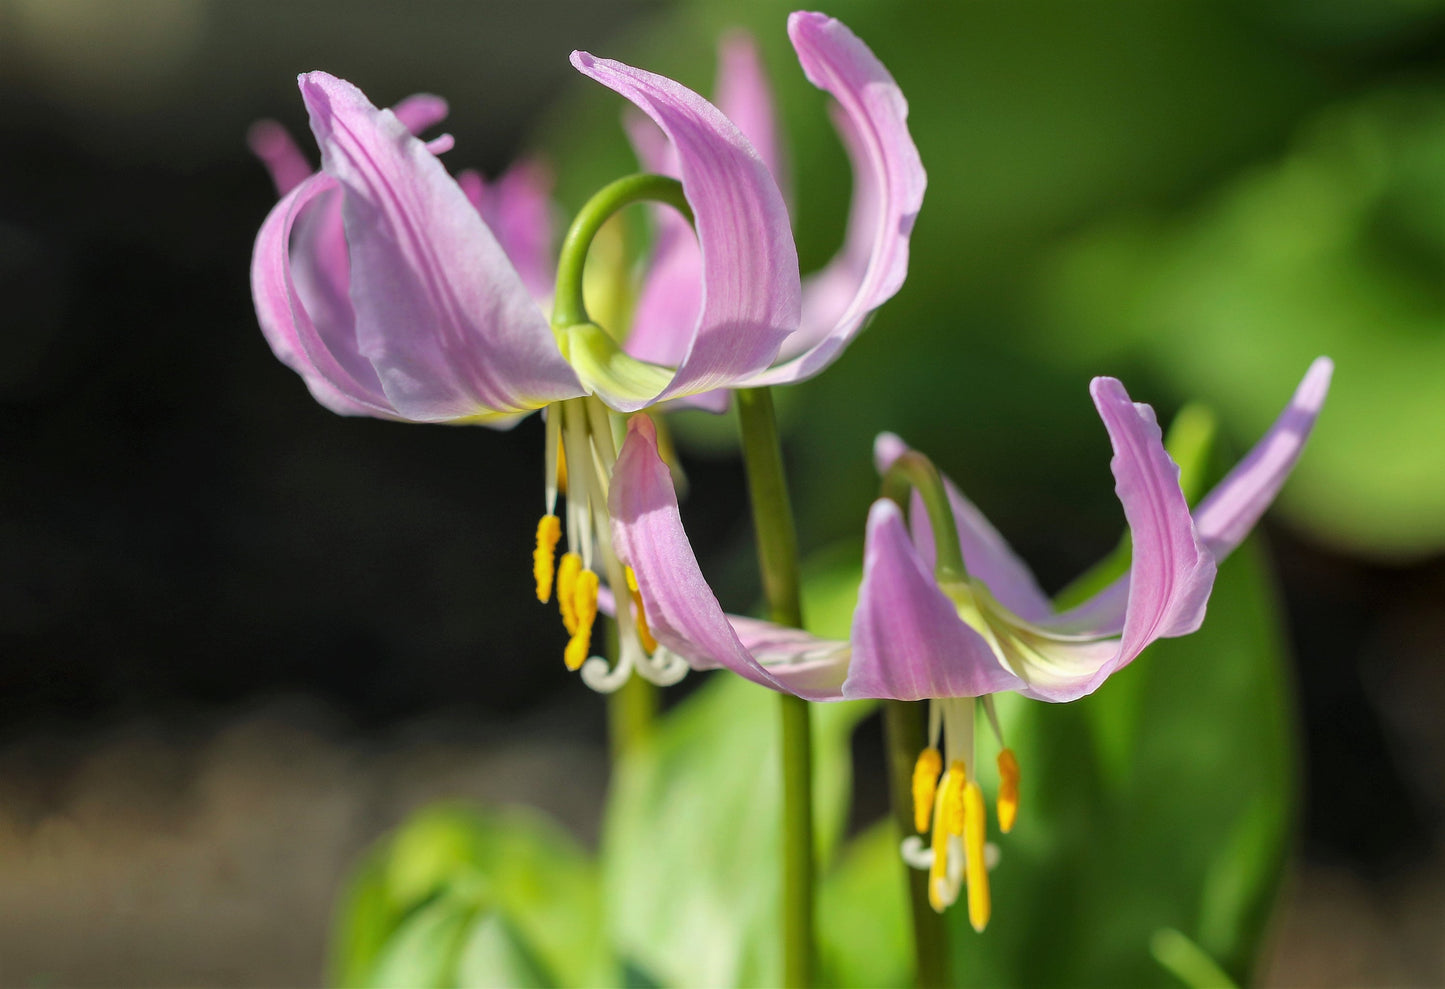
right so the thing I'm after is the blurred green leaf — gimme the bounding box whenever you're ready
[330,805,610,988]
[1034,89,1445,558]
[602,673,870,988]
[366,893,480,989]
[940,536,1294,986]
[817,821,911,989]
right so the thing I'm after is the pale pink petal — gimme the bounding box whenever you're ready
[1013,379,1218,700]
[1049,360,1332,638]
[300,72,582,421]
[609,416,845,700]
[715,31,788,195]
[844,500,1024,701]
[1193,357,1333,559]
[247,120,312,196]
[745,11,926,386]
[457,159,559,305]
[570,52,800,409]
[251,173,395,417]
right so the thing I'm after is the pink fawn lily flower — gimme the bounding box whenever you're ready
[249,12,924,691]
[609,358,1333,925]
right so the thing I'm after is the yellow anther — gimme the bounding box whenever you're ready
[563,568,599,671]
[942,760,968,836]
[532,515,562,604]
[997,748,1020,834]
[911,747,942,833]
[625,566,657,653]
[557,552,582,635]
[927,786,950,913]
[963,780,990,932]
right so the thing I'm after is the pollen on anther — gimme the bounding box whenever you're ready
[911,747,942,833]
[533,515,562,603]
[942,761,968,837]
[963,780,990,932]
[563,568,600,672]
[997,748,1020,834]
[557,553,582,635]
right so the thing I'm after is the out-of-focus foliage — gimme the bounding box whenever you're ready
[329,805,612,988]
[601,674,871,988]
[1034,89,1445,559]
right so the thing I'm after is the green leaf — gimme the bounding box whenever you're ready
[602,673,871,988]
[817,822,911,989]
[330,805,611,988]
[366,893,480,989]
[1033,89,1445,558]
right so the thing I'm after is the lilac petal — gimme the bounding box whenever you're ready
[1050,360,1332,639]
[1193,357,1333,559]
[390,93,448,135]
[609,416,844,700]
[247,120,312,196]
[715,31,788,195]
[845,500,1023,701]
[456,160,559,305]
[873,432,1053,623]
[745,12,926,386]
[251,174,395,417]
[300,72,582,421]
[570,52,800,410]
[1084,379,1217,652]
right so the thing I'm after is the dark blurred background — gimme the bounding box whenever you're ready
[1,0,1443,984]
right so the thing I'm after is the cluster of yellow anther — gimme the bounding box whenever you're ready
[912,744,1022,932]
[534,514,600,671]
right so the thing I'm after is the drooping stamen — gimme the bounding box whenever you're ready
[943,760,968,837]
[564,568,599,671]
[912,747,942,833]
[556,440,569,496]
[927,782,951,913]
[624,567,657,653]
[557,552,582,635]
[997,748,1020,834]
[963,780,991,932]
[533,515,562,603]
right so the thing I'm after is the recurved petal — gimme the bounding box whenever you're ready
[1088,378,1216,662]
[845,500,1024,701]
[247,120,312,196]
[300,72,582,422]
[252,173,396,417]
[745,11,925,387]
[1193,357,1333,560]
[715,31,788,193]
[390,93,449,135]
[873,432,1053,623]
[609,416,844,700]
[570,52,800,410]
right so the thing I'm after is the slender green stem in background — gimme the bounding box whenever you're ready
[601,617,657,761]
[883,701,953,988]
[735,387,815,989]
[551,173,692,331]
[608,658,658,762]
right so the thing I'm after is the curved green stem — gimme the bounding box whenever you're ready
[735,387,814,988]
[551,173,692,331]
[881,451,967,582]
